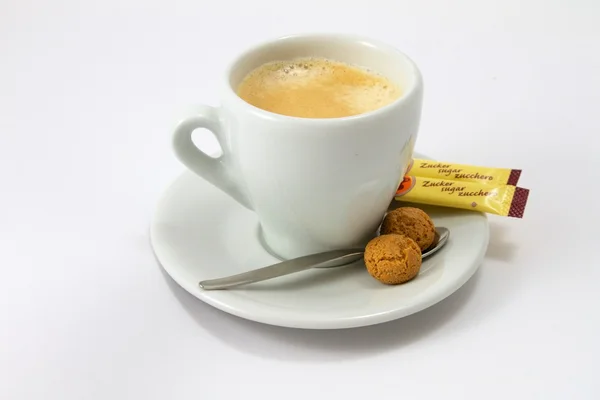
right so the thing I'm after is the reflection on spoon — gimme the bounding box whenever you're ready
[199,227,450,290]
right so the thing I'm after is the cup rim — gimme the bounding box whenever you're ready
[223,33,423,124]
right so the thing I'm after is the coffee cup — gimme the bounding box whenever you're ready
[172,33,423,259]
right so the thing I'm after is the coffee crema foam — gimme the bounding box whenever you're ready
[236,57,402,118]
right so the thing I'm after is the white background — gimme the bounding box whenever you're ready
[1,0,599,399]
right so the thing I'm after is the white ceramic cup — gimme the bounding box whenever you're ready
[172,34,423,259]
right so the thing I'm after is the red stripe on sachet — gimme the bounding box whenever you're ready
[508,187,529,218]
[507,169,522,186]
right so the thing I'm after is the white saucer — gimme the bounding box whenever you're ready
[151,172,489,329]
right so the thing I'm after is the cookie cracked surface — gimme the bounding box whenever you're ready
[380,207,436,251]
[364,234,422,285]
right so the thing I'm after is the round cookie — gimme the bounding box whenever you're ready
[380,207,436,251]
[364,234,422,285]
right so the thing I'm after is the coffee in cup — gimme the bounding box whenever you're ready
[237,57,402,118]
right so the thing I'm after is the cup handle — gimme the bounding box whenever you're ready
[172,106,252,210]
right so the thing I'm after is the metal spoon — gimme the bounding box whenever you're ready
[199,227,450,290]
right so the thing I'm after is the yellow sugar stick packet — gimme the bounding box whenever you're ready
[406,159,521,186]
[395,176,529,218]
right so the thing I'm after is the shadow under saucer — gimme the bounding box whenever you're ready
[160,264,486,362]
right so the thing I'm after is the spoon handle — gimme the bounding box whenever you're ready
[199,227,450,291]
[199,248,365,290]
